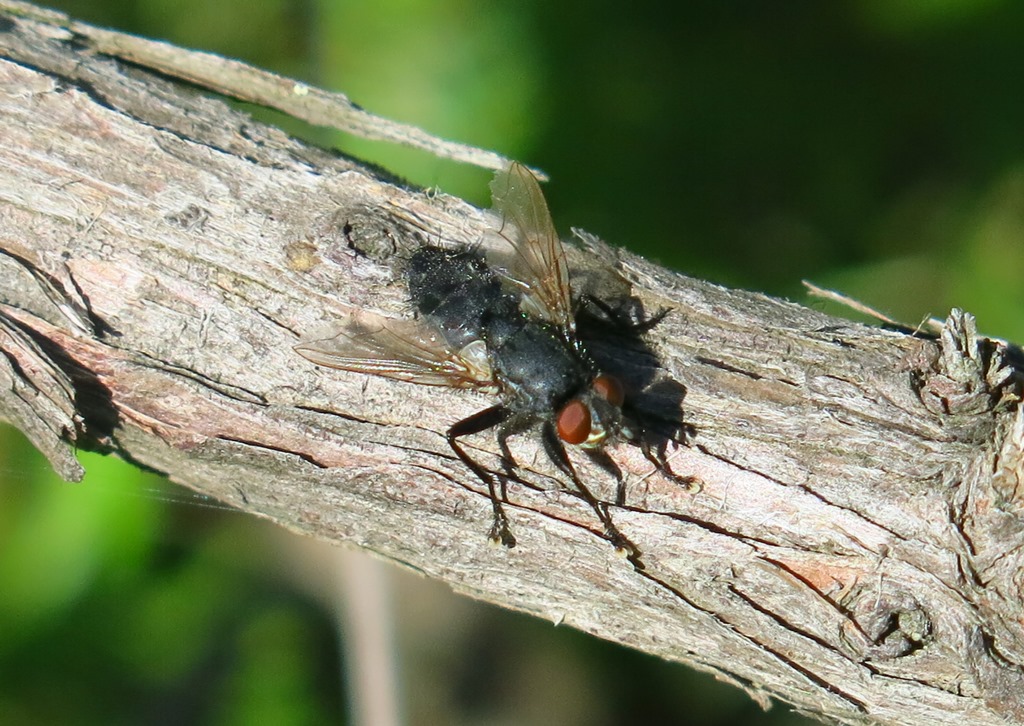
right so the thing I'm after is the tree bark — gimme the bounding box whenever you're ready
[3,4,1024,724]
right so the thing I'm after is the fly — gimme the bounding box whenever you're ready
[296,163,687,555]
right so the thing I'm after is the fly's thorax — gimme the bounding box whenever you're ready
[487,319,592,412]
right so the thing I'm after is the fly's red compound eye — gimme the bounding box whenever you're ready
[556,399,591,444]
[592,374,624,407]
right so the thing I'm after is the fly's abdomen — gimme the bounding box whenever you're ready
[407,246,507,348]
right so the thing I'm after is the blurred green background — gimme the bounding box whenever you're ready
[4,0,1024,724]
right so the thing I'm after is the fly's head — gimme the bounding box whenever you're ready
[554,372,630,449]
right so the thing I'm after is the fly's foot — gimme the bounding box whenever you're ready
[489,513,517,548]
[598,505,641,562]
[607,529,643,567]
[641,440,701,492]
[674,473,702,492]
[658,462,701,491]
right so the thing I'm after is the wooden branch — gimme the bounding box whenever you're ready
[3,5,1024,724]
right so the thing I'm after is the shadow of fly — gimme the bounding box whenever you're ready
[296,163,689,556]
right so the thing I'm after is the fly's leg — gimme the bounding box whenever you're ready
[495,429,518,502]
[494,412,541,487]
[624,407,699,491]
[637,436,699,491]
[583,448,626,506]
[578,294,669,334]
[447,405,516,547]
[541,422,640,560]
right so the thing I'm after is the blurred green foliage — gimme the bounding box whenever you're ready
[0,437,342,725]
[3,0,1024,723]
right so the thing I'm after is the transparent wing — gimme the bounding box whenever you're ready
[489,161,575,332]
[295,311,495,390]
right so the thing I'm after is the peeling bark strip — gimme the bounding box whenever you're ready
[2,5,1024,724]
[0,1,531,177]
